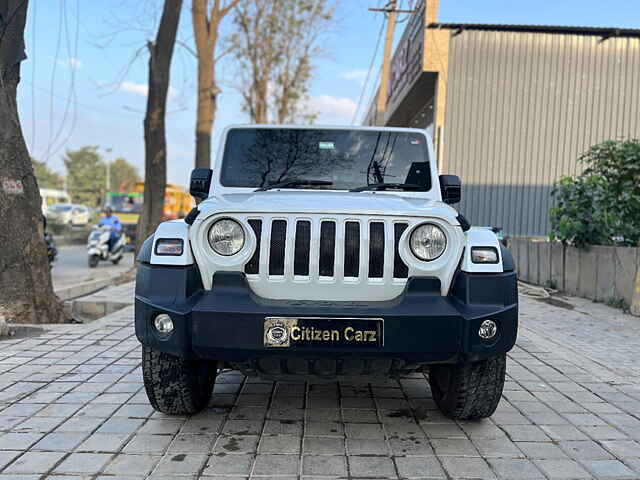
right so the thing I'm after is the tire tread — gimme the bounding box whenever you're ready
[142,346,214,415]
[430,354,506,420]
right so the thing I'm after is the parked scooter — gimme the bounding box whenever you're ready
[87,225,124,268]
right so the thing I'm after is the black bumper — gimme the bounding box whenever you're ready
[135,262,518,371]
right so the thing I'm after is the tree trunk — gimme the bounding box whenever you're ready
[195,54,215,169]
[0,0,67,325]
[136,0,183,249]
[192,0,238,168]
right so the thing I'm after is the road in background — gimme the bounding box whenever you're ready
[51,245,134,290]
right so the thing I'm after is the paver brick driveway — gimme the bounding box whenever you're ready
[0,291,639,479]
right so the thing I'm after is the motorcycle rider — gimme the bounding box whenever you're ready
[99,207,122,252]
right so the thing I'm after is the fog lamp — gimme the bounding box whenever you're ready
[154,314,174,335]
[478,319,497,340]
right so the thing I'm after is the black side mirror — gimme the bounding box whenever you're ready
[189,168,213,201]
[439,174,461,204]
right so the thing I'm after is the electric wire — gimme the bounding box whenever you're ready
[30,0,37,153]
[44,0,65,163]
[350,6,386,125]
[47,0,81,160]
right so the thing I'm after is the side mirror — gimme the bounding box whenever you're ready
[189,168,213,201]
[439,174,461,204]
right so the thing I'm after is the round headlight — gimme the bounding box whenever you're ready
[208,219,245,256]
[410,223,447,261]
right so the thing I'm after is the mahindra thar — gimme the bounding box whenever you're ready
[135,125,518,420]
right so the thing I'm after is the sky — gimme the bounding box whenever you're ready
[18,0,640,188]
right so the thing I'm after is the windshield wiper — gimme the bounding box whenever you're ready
[349,182,426,192]
[255,178,334,192]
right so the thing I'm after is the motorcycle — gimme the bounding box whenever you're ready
[45,232,57,267]
[87,225,124,268]
[42,215,57,268]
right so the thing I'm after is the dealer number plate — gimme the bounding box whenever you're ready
[263,317,383,348]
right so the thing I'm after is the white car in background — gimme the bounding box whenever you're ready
[46,204,91,226]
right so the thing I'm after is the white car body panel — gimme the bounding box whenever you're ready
[150,220,194,266]
[150,124,505,299]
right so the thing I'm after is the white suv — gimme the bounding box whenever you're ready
[135,125,518,420]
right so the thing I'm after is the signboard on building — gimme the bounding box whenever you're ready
[388,1,425,104]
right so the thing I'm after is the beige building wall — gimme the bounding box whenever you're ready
[442,30,640,236]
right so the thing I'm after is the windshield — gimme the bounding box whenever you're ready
[105,193,143,213]
[50,204,72,212]
[220,128,431,191]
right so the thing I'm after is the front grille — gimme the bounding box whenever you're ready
[245,217,409,281]
[369,222,385,278]
[394,223,409,278]
[344,221,360,278]
[269,220,287,276]
[294,221,311,276]
[244,219,262,274]
[319,221,336,276]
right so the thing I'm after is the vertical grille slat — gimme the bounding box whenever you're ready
[294,221,311,276]
[269,220,287,276]
[344,221,360,278]
[369,222,385,278]
[319,221,336,277]
[393,223,409,278]
[244,219,262,274]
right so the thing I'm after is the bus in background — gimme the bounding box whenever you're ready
[102,183,194,248]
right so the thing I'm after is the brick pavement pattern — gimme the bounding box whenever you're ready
[1,293,639,479]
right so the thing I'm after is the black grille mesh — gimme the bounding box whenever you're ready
[393,223,409,278]
[244,219,262,274]
[344,221,360,277]
[269,220,287,275]
[319,221,336,276]
[294,221,311,276]
[369,222,385,278]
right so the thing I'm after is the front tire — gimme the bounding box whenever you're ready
[88,254,99,268]
[111,257,121,265]
[142,346,217,415]
[429,354,506,420]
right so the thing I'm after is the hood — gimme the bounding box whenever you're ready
[196,191,460,225]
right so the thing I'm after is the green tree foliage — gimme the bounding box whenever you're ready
[63,146,106,207]
[31,158,64,189]
[109,157,141,192]
[550,139,640,247]
[231,0,333,124]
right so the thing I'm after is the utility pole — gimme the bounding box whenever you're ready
[376,0,397,125]
[370,1,415,125]
[105,147,112,193]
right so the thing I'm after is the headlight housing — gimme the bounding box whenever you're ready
[410,223,447,261]
[208,219,245,256]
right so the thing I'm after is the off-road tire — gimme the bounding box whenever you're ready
[88,255,99,268]
[429,354,506,420]
[142,346,217,415]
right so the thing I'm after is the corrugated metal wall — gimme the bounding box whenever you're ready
[442,30,640,236]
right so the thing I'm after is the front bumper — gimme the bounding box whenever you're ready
[135,263,518,374]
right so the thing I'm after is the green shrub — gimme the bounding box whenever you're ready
[550,139,640,247]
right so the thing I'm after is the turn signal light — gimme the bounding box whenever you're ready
[155,238,184,256]
[471,247,498,264]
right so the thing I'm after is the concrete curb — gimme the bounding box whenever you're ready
[54,276,120,301]
[65,281,135,323]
